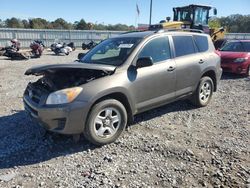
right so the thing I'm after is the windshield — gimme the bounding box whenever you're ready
[220,41,244,52]
[242,42,250,52]
[194,7,209,25]
[174,9,193,22]
[80,37,142,66]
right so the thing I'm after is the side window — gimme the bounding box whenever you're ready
[173,36,196,57]
[138,37,171,64]
[193,35,209,52]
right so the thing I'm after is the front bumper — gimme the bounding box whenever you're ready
[23,94,90,134]
[221,62,248,75]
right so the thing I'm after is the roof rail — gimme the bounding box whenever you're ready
[121,30,148,34]
[155,28,204,34]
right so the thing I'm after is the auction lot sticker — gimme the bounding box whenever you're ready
[118,44,134,48]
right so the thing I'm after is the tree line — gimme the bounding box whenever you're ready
[0,17,135,31]
[209,14,250,33]
[0,14,249,32]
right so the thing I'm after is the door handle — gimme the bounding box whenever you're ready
[167,66,175,71]
[199,59,204,64]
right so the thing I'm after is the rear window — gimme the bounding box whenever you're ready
[193,35,209,52]
[173,36,196,57]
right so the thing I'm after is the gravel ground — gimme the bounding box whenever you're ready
[0,50,249,188]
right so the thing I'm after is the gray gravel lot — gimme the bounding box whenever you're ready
[0,50,249,187]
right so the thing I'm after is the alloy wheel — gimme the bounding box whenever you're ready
[94,107,121,138]
[199,81,212,103]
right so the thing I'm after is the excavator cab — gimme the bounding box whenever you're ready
[173,4,215,33]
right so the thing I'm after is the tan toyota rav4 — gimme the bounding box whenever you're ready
[24,30,222,145]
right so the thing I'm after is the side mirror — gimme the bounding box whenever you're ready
[78,53,86,60]
[166,17,171,22]
[136,57,153,68]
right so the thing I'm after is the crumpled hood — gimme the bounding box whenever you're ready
[25,62,116,76]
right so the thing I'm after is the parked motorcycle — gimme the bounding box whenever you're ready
[30,40,45,58]
[51,42,75,55]
[1,39,29,60]
[1,39,20,56]
[0,46,10,56]
[82,40,97,50]
[2,47,30,60]
[1,39,45,60]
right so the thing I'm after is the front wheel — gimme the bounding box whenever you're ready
[243,66,249,77]
[84,99,127,145]
[190,76,214,107]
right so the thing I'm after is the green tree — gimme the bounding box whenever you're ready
[51,18,73,29]
[22,19,30,28]
[208,18,221,29]
[74,19,88,30]
[5,17,24,28]
[29,18,49,29]
[219,14,250,33]
[93,23,106,30]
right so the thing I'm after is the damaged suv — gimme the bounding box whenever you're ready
[24,30,222,145]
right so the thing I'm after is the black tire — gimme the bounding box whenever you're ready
[54,48,60,55]
[84,99,127,146]
[190,76,214,107]
[78,53,84,60]
[82,44,87,50]
[243,66,249,77]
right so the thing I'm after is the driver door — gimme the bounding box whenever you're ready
[129,36,176,112]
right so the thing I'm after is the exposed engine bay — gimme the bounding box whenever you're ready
[24,63,116,92]
[31,68,111,92]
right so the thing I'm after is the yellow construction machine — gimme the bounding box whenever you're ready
[149,4,225,43]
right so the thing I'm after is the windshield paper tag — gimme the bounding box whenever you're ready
[118,44,134,48]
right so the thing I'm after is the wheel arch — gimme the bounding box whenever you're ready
[89,92,134,125]
[201,69,217,91]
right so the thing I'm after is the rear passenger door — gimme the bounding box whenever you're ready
[172,35,204,97]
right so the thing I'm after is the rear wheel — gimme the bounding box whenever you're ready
[82,44,87,50]
[84,99,127,145]
[190,76,214,107]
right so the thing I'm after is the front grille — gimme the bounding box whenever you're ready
[25,83,49,105]
[222,67,232,72]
